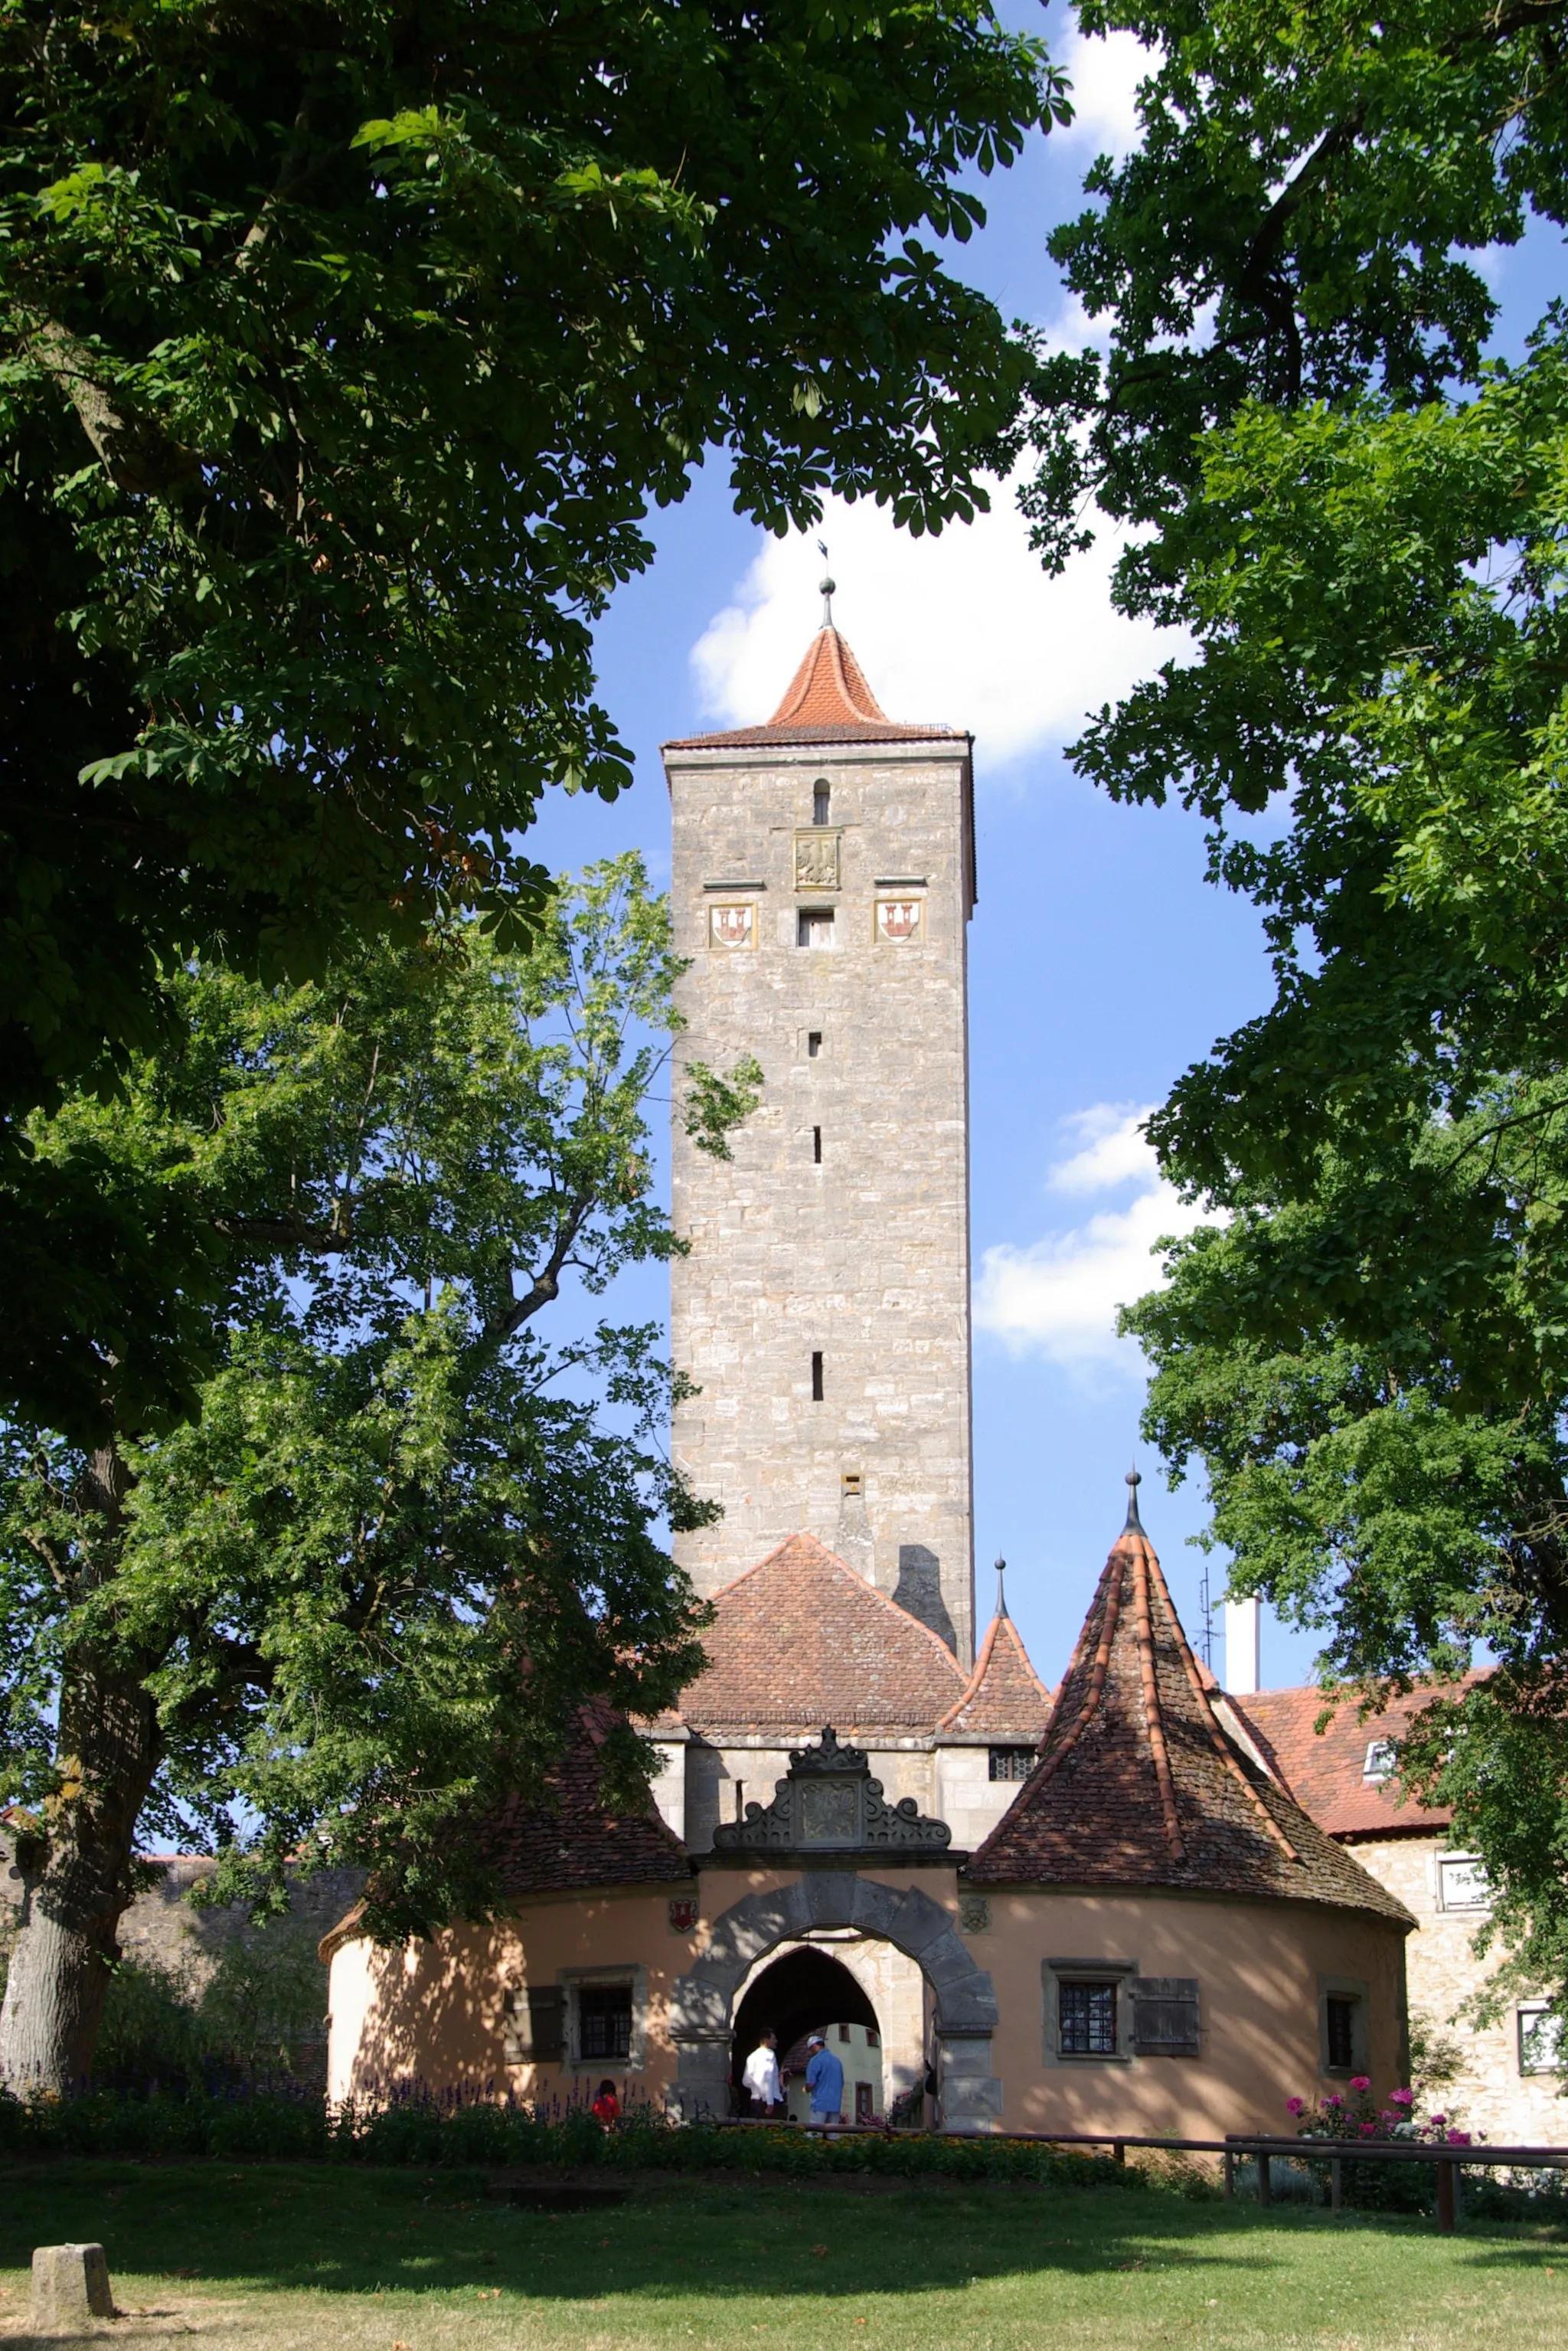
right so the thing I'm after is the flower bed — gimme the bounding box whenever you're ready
[0,2085,1133,2188]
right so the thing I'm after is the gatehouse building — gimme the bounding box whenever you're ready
[323,612,1425,2137]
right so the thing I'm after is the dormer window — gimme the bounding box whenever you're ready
[1362,1739,1395,1784]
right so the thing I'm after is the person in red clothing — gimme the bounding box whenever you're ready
[591,2079,621,2127]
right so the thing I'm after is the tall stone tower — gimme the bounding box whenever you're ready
[662,597,977,1664]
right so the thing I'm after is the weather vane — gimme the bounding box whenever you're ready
[817,538,835,629]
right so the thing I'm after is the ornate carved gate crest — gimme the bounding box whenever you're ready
[711,1725,952,1855]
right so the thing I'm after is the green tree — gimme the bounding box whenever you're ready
[1025,3,1568,2018]
[1,0,1063,1440]
[0,855,751,2094]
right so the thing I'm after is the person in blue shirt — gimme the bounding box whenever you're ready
[803,2032,844,2124]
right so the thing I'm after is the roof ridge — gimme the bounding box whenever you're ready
[936,1607,1053,1733]
[1128,1540,1184,1858]
[1021,1544,1126,1797]
[1138,1536,1300,1863]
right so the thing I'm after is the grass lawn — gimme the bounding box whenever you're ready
[0,2160,1563,2351]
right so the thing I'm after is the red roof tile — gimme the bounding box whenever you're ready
[965,1516,1412,1924]
[938,1609,1054,1741]
[1230,1682,1478,1839]
[478,1703,692,1897]
[662,628,968,750]
[671,1532,969,1735]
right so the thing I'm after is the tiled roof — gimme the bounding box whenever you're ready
[938,1609,1054,1741]
[671,1532,969,1735]
[318,1707,691,1954]
[478,1703,692,1897]
[1231,1682,1477,1840]
[965,1515,1413,1925]
[663,628,967,750]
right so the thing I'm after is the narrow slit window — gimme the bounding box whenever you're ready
[807,1032,822,1058]
[812,782,831,826]
[811,1351,824,1401]
[1325,1993,1357,2071]
[812,1126,822,1163]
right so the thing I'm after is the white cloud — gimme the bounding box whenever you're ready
[974,1106,1220,1375]
[1056,21,1158,165]
[689,476,1181,771]
[1048,1100,1157,1194]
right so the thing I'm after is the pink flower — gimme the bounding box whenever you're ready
[1357,2121,1378,2137]
[1446,2130,1471,2147]
[1390,2088,1414,2106]
[1285,2098,1305,2116]
[1430,2114,1446,2128]
[1349,2075,1371,2092]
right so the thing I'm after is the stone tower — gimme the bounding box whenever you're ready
[662,600,977,1663]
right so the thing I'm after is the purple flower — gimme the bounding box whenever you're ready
[1322,2094,1343,2109]
[1390,2088,1414,2106]
[1446,2130,1472,2147]
[1430,2114,1446,2128]
[1285,2098,1305,2116]
[1349,2075,1371,2093]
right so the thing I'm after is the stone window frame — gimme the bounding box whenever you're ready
[558,1963,649,2073]
[1318,1973,1370,2078]
[1517,2002,1563,2075]
[797,905,837,949]
[1041,1956,1137,2067]
[1435,1850,1491,1914]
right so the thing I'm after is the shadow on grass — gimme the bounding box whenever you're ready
[4,2160,1546,2308]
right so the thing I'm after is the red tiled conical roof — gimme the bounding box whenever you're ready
[671,1532,968,1736]
[938,1610,1054,1741]
[663,627,968,750]
[965,1512,1413,1924]
[768,627,890,727]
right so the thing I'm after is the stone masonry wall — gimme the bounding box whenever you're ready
[665,738,975,1663]
[1351,1833,1568,2143]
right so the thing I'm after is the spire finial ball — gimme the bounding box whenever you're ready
[1122,1463,1145,1534]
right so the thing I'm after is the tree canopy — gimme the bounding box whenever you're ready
[1030,1,1568,2016]
[2,0,1061,1437]
[0,857,746,2092]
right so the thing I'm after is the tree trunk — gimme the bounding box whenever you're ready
[0,1449,162,2096]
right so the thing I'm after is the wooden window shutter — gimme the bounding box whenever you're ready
[503,1985,565,2064]
[1129,1977,1200,2056]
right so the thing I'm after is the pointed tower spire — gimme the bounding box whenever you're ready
[1124,1465,1143,1534]
[962,1500,1425,1922]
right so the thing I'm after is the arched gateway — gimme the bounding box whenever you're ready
[668,1731,1001,2128]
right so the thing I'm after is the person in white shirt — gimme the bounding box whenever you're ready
[740,2029,783,2117]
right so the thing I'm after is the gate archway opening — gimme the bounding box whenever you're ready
[730,1947,876,2113]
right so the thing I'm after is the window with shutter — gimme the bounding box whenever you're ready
[1129,1977,1200,2056]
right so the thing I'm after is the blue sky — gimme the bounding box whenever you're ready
[524,5,1565,1697]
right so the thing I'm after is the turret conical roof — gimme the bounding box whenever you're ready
[965,1513,1412,1924]
[662,626,968,750]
